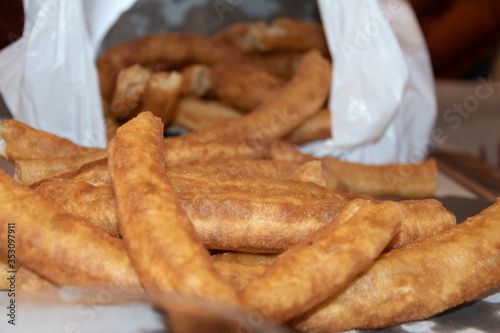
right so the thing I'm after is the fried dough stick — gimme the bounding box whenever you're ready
[293,199,500,332]
[14,150,108,185]
[8,258,268,296]
[11,135,270,184]
[210,62,285,112]
[240,200,402,323]
[212,252,277,266]
[0,169,140,290]
[108,112,238,304]
[320,157,438,199]
[168,159,343,190]
[270,141,437,199]
[34,173,348,252]
[172,97,243,131]
[137,72,183,124]
[179,64,212,97]
[109,64,151,119]
[173,99,331,146]
[246,51,303,80]
[184,50,331,143]
[284,109,331,145]
[0,119,103,162]
[163,137,270,167]
[97,34,244,108]
[213,18,329,57]
[33,172,454,253]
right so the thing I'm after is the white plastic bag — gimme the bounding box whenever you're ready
[0,0,133,148]
[303,0,436,164]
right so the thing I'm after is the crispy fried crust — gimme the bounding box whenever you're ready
[33,173,348,253]
[212,252,277,266]
[169,159,341,190]
[32,177,120,237]
[14,150,108,185]
[213,18,328,57]
[320,157,438,199]
[138,72,182,124]
[0,169,140,289]
[210,61,285,112]
[0,119,103,162]
[109,64,151,119]
[184,50,331,143]
[389,199,456,250]
[179,64,212,97]
[108,112,238,304]
[214,261,267,292]
[163,137,270,167]
[172,97,243,131]
[269,141,438,199]
[293,199,500,332]
[33,173,454,253]
[284,109,331,144]
[240,200,402,323]
[246,51,303,80]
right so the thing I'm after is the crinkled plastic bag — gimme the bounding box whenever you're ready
[303,0,436,164]
[0,0,134,148]
[0,0,435,164]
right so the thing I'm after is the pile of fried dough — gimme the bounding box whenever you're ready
[0,18,499,333]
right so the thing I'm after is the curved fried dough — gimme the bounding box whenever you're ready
[293,199,500,332]
[213,18,329,57]
[97,33,243,106]
[0,169,140,290]
[210,61,285,112]
[184,50,331,143]
[240,200,402,323]
[246,51,303,80]
[108,112,238,305]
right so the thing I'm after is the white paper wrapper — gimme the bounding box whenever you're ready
[0,0,436,163]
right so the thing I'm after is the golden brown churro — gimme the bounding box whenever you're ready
[293,199,500,332]
[240,200,402,323]
[108,112,238,304]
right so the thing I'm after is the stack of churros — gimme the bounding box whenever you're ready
[0,18,499,333]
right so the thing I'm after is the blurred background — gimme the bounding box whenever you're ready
[1,0,499,169]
